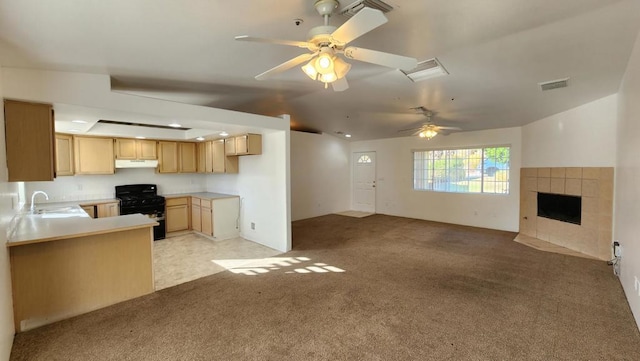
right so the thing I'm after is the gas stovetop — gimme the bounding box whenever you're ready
[115,184,166,209]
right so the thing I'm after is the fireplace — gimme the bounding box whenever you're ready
[537,192,581,225]
[519,167,614,260]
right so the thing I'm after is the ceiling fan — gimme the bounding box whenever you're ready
[398,107,461,140]
[235,0,418,91]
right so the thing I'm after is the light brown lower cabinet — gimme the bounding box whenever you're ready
[165,197,190,233]
[191,197,201,232]
[190,196,239,239]
[80,201,119,218]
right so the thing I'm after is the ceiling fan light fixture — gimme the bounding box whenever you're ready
[419,128,438,139]
[302,61,319,80]
[334,56,351,79]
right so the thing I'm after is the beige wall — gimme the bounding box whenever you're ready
[615,29,640,329]
[0,70,19,360]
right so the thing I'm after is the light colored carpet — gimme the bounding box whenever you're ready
[11,214,640,360]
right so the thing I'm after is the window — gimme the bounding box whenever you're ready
[413,146,510,194]
[357,155,372,164]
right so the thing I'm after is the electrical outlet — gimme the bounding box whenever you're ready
[635,276,640,295]
[251,222,255,230]
[614,241,622,258]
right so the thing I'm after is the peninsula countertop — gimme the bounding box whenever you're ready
[7,211,157,247]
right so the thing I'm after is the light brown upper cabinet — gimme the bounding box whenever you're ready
[213,139,238,174]
[158,141,197,173]
[55,133,74,176]
[158,141,179,173]
[179,142,197,173]
[225,134,262,156]
[196,142,207,173]
[235,134,262,155]
[74,136,115,175]
[114,138,157,160]
[4,100,56,181]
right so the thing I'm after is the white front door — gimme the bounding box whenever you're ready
[353,152,376,213]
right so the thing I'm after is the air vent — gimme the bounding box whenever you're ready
[97,119,191,130]
[338,0,393,17]
[402,58,448,82]
[539,78,569,91]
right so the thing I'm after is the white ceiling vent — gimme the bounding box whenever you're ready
[338,0,393,17]
[401,58,449,82]
[539,78,570,91]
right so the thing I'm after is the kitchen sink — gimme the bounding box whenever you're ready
[36,206,76,214]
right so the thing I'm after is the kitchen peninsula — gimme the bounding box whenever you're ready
[7,206,157,332]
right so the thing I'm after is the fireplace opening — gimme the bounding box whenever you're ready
[537,192,582,225]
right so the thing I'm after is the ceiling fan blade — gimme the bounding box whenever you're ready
[435,126,462,130]
[255,53,316,80]
[332,77,349,92]
[235,35,315,50]
[344,47,417,70]
[330,7,388,44]
[397,127,421,133]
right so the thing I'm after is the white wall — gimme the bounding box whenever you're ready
[0,69,18,361]
[351,127,522,232]
[614,30,640,329]
[25,170,208,203]
[522,94,618,167]
[207,130,291,252]
[290,132,350,221]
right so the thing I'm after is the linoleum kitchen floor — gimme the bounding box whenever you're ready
[153,233,281,290]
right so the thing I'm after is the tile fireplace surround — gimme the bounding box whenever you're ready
[519,167,614,260]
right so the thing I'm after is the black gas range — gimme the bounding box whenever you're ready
[115,184,166,240]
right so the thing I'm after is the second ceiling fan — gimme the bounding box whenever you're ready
[235,0,418,91]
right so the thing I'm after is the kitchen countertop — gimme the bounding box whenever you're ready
[164,192,239,200]
[7,204,157,247]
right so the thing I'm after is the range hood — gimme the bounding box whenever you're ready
[115,159,159,169]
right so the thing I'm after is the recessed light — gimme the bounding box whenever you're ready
[196,136,205,141]
[69,129,80,132]
[135,136,146,139]
[168,123,182,128]
[345,134,352,138]
[219,131,229,137]
[71,119,87,124]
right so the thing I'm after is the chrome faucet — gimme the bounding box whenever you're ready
[30,191,49,214]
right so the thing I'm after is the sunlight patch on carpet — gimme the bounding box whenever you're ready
[212,257,345,276]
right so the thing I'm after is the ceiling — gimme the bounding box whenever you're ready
[0,0,639,141]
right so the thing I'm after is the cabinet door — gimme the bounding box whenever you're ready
[114,138,137,159]
[137,140,158,160]
[4,100,55,181]
[192,204,202,232]
[166,205,189,232]
[196,142,207,173]
[213,139,239,174]
[235,134,262,155]
[55,133,74,176]
[201,205,213,236]
[74,136,115,174]
[179,142,197,173]
[212,140,226,173]
[158,141,179,173]
[205,141,214,173]
[224,138,236,155]
[97,202,119,218]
